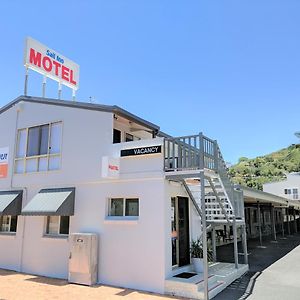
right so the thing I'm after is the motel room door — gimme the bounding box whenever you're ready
[172,197,190,267]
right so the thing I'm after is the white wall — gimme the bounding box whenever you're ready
[263,174,300,200]
[0,100,168,292]
[0,105,23,271]
[0,105,18,188]
[19,178,167,292]
[20,187,70,279]
[90,180,166,293]
[13,101,113,187]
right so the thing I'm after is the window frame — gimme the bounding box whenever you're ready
[125,132,141,142]
[292,188,299,199]
[112,127,142,144]
[108,197,139,219]
[113,129,121,144]
[14,121,63,174]
[284,188,299,199]
[0,215,18,234]
[44,215,70,237]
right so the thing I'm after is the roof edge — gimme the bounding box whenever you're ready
[0,95,160,132]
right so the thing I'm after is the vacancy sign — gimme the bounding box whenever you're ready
[0,147,9,179]
[24,37,80,90]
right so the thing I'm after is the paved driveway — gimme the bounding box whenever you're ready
[0,269,184,300]
[247,243,300,300]
[215,233,300,300]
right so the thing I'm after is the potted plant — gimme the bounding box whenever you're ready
[190,238,204,273]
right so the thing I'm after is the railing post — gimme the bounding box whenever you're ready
[287,208,291,235]
[293,209,297,233]
[271,205,277,241]
[212,225,217,262]
[163,139,166,170]
[172,139,175,170]
[233,216,239,269]
[242,224,248,265]
[199,132,204,170]
[257,202,263,246]
[281,207,285,238]
[199,132,209,300]
[166,139,170,170]
[214,140,219,172]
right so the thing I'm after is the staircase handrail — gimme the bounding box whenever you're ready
[163,134,244,219]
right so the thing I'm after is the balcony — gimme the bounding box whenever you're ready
[108,133,244,220]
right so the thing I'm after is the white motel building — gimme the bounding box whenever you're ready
[0,95,249,299]
[263,172,300,200]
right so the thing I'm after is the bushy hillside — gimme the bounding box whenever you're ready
[229,144,300,190]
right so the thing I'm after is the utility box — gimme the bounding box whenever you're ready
[68,233,98,286]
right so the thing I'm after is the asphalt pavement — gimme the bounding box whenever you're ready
[214,233,300,300]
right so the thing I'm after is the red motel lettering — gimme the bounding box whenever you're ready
[108,164,119,171]
[29,48,77,86]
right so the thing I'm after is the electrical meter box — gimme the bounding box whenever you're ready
[68,233,98,286]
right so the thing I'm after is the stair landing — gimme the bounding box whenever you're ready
[165,262,248,299]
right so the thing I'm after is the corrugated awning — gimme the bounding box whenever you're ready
[0,190,23,215]
[22,188,75,216]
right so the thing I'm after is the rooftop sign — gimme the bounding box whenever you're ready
[24,37,79,90]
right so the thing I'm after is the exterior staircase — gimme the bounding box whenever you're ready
[163,133,247,299]
[164,133,245,224]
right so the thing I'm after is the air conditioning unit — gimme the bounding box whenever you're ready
[68,233,98,286]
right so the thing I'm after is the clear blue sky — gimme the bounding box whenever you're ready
[1,1,299,163]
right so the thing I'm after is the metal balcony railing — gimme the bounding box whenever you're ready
[164,133,245,219]
[164,133,222,172]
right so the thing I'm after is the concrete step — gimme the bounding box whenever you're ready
[195,274,218,290]
[208,280,227,299]
[165,263,249,300]
[165,273,217,298]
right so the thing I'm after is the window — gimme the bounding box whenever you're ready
[125,133,141,142]
[284,188,299,199]
[27,124,49,156]
[15,122,62,174]
[113,129,121,144]
[109,198,139,217]
[0,216,17,233]
[110,198,123,216]
[45,216,69,235]
[293,188,299,199]
[113,128,142,144]
[125,199,139,216]
[125,133,134,142]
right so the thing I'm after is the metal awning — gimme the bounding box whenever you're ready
[22,188,75,216]
[0,190,23,215]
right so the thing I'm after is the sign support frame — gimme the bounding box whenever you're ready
[72,89,76,101]
[42,76,47,98]
[24,67,29,96]
[58,82,62,100]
